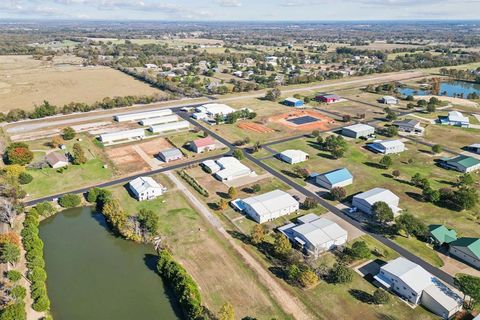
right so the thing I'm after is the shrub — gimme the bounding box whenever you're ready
[348,241,371,260]
[10,285,26,300]
[298,269,319,288]
[331,187,346,201]
[178,171,209,197]
[372,288,390,304]
[431,144,442,154]
[58,193,81,208]
[34,202,55,217]
[6,270,22,282]
[32,295,50,312]
[18,172,33,185]
[330,264,354,284]
[62,127,76,140]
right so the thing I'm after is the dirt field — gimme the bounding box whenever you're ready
[269,110,336,131]
[238,121,275,133]
[0,55,163,112]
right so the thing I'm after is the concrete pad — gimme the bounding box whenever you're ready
[223,172,268,188]
[322,211,364,240]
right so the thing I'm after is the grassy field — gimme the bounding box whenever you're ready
[108,175,289,319]
[0,55,165,111]
[263,135,480,238]
[422,124,480,151]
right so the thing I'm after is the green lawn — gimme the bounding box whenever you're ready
[393,236,444,267]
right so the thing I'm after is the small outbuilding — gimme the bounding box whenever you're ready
[315,168,353,190]
[379,96,398,105]
[341,124,375,139]
[128,176,167,201]
[158,148,183,163]
[282,97,304,108]
[45,152,69,169]
[190,137,216,153]
[352,187,401,215]
[278,149,309,164]
[367,140,405,154]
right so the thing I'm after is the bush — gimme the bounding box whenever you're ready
[62,127,76,140]
[372,288,390,304]
[0,302,26,320]
[10,285,26,300]
[348,241,371,260]
[34,202,55,217]
[32,295,50,312]
[6,270,22,282]
[330,264,354,284]
[18,172,33,185]
[58,193,81,208]
[331,187,346,201]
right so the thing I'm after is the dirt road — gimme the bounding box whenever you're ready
[164,171,314,320]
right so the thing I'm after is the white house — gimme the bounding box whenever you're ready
[315,168,353,190]
[241,190,299,223]
[278,149,309,164]
[352,188,401,215]
[374,257,462,319]
[128,176,167,201]
[193,103,236,122]
[278,213,348,257]
[367,140,405,154]
[158,148,183,163]
[342,124,375,139]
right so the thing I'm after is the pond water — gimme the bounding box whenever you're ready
[398,80,480,98]
[40,207,181,320]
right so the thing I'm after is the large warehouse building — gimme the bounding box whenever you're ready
[139,115,179,126]
[98,128,146,143]
[114,109,173,122]
[240,190,299,223]
[342,124,375,139]
[148,121,190,134]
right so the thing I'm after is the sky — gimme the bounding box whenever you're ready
[1,0,480,21]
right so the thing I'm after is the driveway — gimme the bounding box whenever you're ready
[322,211,365,240]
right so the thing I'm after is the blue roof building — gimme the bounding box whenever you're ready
[283,97,304,108]
[315,168,353,190]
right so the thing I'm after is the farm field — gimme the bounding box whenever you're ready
[0,55,164,112]
[108,176,289,319]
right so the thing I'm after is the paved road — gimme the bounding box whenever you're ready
[180,113,456,286]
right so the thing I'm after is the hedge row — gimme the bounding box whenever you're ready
[178,170,209,197]
[157,249,203,319]
[21,208,51,312]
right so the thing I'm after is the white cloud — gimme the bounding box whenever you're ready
[214,0,242,7]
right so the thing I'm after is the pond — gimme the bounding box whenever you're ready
[398,80,480,98]
[40,207,182,320]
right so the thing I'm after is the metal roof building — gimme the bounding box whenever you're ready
[139,115,179,126]
[99,128,146,143]
[241,189,299,223]
[114,109,173,122]
[278,213,348,257]
[440,155,480,173]
[315,168,353,189]
[195,103,236,116]
[128,176,166,201]
[352,187,401,215]
[342,124,375,139]
[449,237,480,269]
[283,97,304,108]
[278,149,309,164]
[213,157,253,181]
[158,148,183,163]
[367,139,405,154]
[149,121,190,134]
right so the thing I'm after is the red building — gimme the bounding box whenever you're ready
[316,94,341,103]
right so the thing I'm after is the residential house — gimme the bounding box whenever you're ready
[278,149,309,164]
[278,213,348,257]
[440,155,480,173]
[158,148,183,163]
[190,137,216,153]
[283,97,304,108]
[439,111,470,127]
[128,176,167,201]
[449,237,480,269]
[342,124,376,139]
[316,94,341,103]
[315,168,353,190]
[374,257,462,319]
[379,96,399,105]
[45,152,69,169]
[393,119,425,136]
[352,188,401,215]
[241,190,299,223]
[428,225,457,246]
[367,140,405,154]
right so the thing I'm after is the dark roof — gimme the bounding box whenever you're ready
[450,237,480,258]
[394,119,420,127]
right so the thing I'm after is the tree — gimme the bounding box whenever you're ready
[217,302,235,320]
[72,143,87,165]
[287,264,300,281]
[250,224,266,245]
[0,242,20,266]
[217,198,228,211]
[349,241,371,259]
[457,173,474,187]
[264,88,281,101]
[302,197,318,210]
[251,184,261,193]
[137,209,159,235]
[384,107,397,121]
[0,302,26,320]
[251,141,262,153]
[228,187,237,199]
[50,135,64,148]
[454,274,480,310]
[298,269,319,288]
[379,155,393,169]
[392,169,401,178]
[372,288,390,305]
[62,127,76,140]
[331,186,346,201]
[431,144,442,154]
[426,102,436,113]
[396,213,427,238]
[330,264,353,284]
[274,233,292,258]
[58,193,81,208]
[4,142,33,165]
[293,166,310,179]
[311,130,320,138]
[372,201,394,224]
[453,187,478,210]
[4,164,25,180]
[386,125,398,137]
[232,149,244,160]
[102,199,128,231]
[18,172,33,185]
[0,197,17,227]
[422,186,440,203]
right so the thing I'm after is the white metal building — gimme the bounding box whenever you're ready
[374,257,462,319]
[379,96,399,105]
[195,103,235,117]
[278,149,309,164]
[368,140,405,154]
[315,168,353,190]
[148,121,190,134]
[114,109,173,122]
[128,176,167,201]
[209,157,253,181]
[139,115,179,126]
[352,187,401,215]
[98,128,146,143]
[241,190,299,223]
[342,124,375,139]
[158,148,183,163]
[278,213,348,257]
